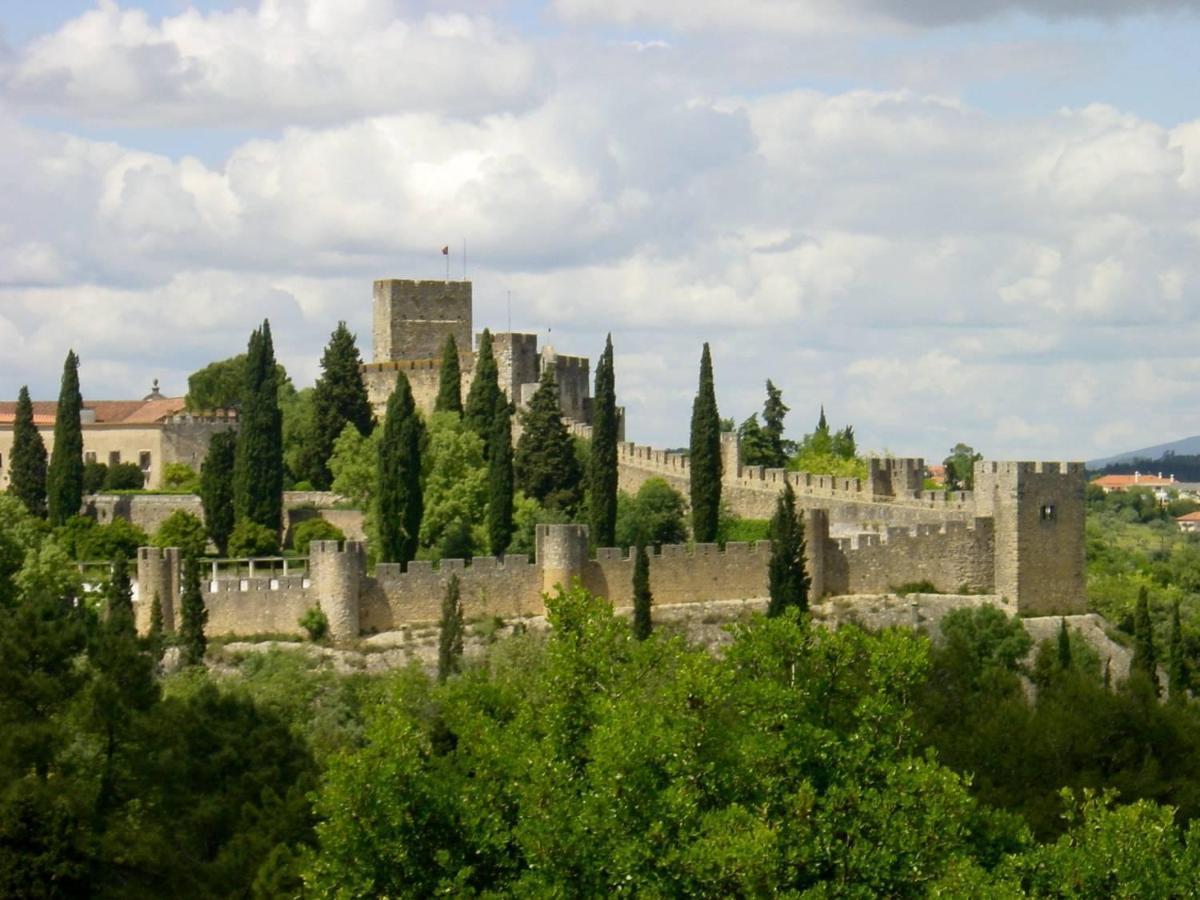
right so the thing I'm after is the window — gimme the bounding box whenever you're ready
[139,451,152,471]
[1040,504,1056,521]
[108,451,121,466]
[84,451,96,465]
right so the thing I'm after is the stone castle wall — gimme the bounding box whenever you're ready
[373,279,472,362]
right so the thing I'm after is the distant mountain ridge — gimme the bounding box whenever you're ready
[1088,435,1200,470]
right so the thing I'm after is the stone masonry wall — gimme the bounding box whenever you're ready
[372,279,472,363]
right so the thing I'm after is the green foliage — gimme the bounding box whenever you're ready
[328,421,380,508]
[83,459,108,494]
[280,383,314,487]
[1132,585,1160,694]
[717,514,771,544]
[487,393,515,556]
[588,334,619,547]
[376,372,424,566]
[463,328,502,453]
[1169,599,1188,701]
[46,350,84,526]
[200,429,237,555]
[739,379,792,469]
[162,461,200,492]
[306,322,374,489]
[435,333,463,414]
[291,518,346,555]
[943,442,983,492]
[689,343,722,542]
[228,520,280,557]
[233,320,284,533]
[153,509,209,558]
[299,607,329,642]
[7,386,47,517]
[420,411,486,558]
[186,353,292,412]
[104,460,145,490]
[893,579,940,596]
[515,368,583,514]
[179,556,208,666]
[508,493,566,556]
[56,515,149,561]
[632,541,652,639]
[614,477,688,548]
[785,405,865,477]
[766,482,809,616]
[437,574,464,683]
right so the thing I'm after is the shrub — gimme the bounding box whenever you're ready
[615,478,688,548]
[892,580,939,597]
[719,516,771,544]
[299,606,329,642]
[290,480,316,492]
[163,462,200,492]
[83,461,108,494]
[57,515,150,561]
[291,518,346,555]
[153,509,209,558]
[227,520,280,557]
[104,462,145,490]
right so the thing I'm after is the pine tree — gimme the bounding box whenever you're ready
[307,322,373,489]
[178,555,208,667]
[46,351,84,526]
[233,321,284,533]
[766,482,809,618]
[376,372,424,566]
[200,430,237,554]
[515,368,583,513]
[588,335,619,548]
[8,385,48,517]
[689,343,722,543]
[738,414,773,468]
[437,574,464,683]
[632,540,652,640]
[464,328,502,454]
[487,393,514,556]
[762,379,789,469]
[435,334,464,415]
[1131,585,1159,695]
[1168,599,1187,702]
[1057,617,1072,671]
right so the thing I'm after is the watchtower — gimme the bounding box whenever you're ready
[372,279,472,363]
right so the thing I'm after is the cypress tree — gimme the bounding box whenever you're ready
[200,430,237,554]
[1056,617,1072,671]
[8,385,48,517]
[1131,585,1159,695]
[632,540,652,640]
[308,322,373,489]
[766,482,809,618]
[376,372,424,566]
[435,334,464,415]
[107,554,136,640]
[762,379,789,469]
[588,334,618,547]
[487,393,514,556]
[179,555,208,667]
[1168,599,1187,702]
[437,574,464,683]
[46,351,84,526]
[464,329,502,453]
[233,321,284,533]
[147,592,165,661]
[689,343,722,543]
[515,368,582,513]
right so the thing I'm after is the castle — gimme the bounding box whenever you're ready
[125,276,1087,638]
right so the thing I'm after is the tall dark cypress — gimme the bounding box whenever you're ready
[515,368,583,514]
[233,321,284,533]
[107,554,136,640]
[464,329,502,453]
[178,555,208,667]
[766,482,809,618]
[487,393,514,556]
[1168,599,1187,702]
[435,334,464,415]
[308,322,373,488]
[8,385,48,517]
[46,350,84,526]
[200,430,237,554]
[632,540,652,640]
[1056,618,1072,671]
[1131,585,1159,695]
[437,574,464,683]
[588,334,618,547]
[376,372,424,566]
[689,343,722,543]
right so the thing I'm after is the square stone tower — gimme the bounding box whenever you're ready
[373,279,472,362]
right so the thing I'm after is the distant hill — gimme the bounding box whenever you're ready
[1088,435,1200,470]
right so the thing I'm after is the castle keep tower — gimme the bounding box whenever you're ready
[372,279,472,363]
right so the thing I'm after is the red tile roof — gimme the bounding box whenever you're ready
[0,396,188,426]
[1176,511,1200,522]
[1092,474,1175,489]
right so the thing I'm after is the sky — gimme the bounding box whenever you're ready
[1,0,1199,462]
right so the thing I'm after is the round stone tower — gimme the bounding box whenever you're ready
[310,540,366,640]
[137,546,179,633]
[536,523,589,595]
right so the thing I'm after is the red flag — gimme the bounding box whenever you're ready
[441,245,449,255]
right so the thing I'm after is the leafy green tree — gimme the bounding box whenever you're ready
[435,334,464,414]
[1132,585,1159,694]
[291,518,346,555]
[147,591,165,656]
[233,321,284,534]
[307,322,374,489]
[464,328,502,453]
[103,461,145,490]
[615,478,688,548]
[766,482,809,617]
[227,520,280,557]
[329,422,380,509]
[689,343,722,542]
[7,386,47,517]
[831,424,857,460]
[46,350,84,526]
[186,354,293,412]
[56,516,149,561]
[420,412,486,558]
[377,373,424,566]
[281,383,315,487]
[737,413,774,468]
[200,430,237,554]
[1168,599,1187,701]
[153,509,208,558]
[943,443,983,492]
[487,393,515,556]
[515,368,583,514]
[437,574,465,683]
[762,379,790,468]
[162,462,199,492]
[588,334,618,547]
[83,460,108,494]
[178,555,208,667]
[632,540,652,640]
